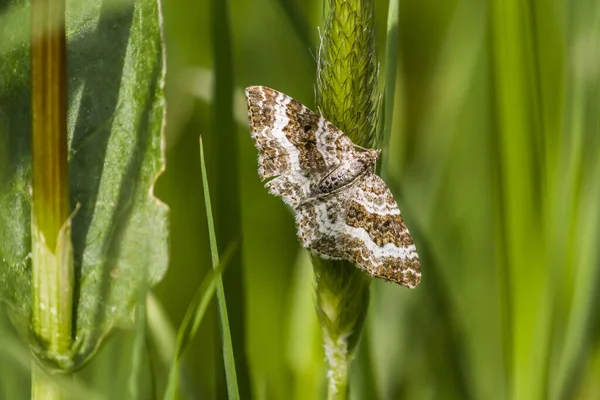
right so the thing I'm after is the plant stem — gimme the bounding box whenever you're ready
[32,366,62,400]
[30,0,72,397]
[312,257,371,400]
[324,335,349,400]
[315,0,379,398]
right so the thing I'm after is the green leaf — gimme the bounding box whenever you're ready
[0,0,168,370]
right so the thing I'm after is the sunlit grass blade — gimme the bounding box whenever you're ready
[551,4,600,398]
[490,1,551,399]
[163,245,235,400]
[199,136,240,400]
[553,162,600,400]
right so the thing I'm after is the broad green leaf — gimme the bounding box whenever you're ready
[0,0,168,370]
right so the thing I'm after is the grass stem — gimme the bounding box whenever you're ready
[315,0,380,397]
[30,0,72,397]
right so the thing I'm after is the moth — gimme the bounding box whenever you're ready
[245,86,420,288]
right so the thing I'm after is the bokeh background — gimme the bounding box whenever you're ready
[2,0,600,399]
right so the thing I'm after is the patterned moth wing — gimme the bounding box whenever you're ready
[245,85,421,288]
[245,86,355,176]
[295,174,420,288]
[245,86,355,207]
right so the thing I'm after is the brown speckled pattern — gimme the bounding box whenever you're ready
[245,86,421,288]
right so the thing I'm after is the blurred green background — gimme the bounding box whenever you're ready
[2,0,600,399]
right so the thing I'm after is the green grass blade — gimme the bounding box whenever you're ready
[210,0,250,394]
[379,0,399,178]
[551,4,600,398]
[199,136,240,400]
[163,246,234,400]
[490,1,551,398]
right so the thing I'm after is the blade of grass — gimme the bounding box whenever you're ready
[379,0,399,179]
[199,136,240,400]
[551,4,600,397]
[553,160,600,400]
[210,0,249,394]
[163,244,235,400]
[490,1,551,399]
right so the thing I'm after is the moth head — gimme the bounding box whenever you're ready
[362,148,381,165]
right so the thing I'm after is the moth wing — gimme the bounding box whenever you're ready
[295,174,420,288]
[245,86,355,181]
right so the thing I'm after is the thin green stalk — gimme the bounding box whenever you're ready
[312,257,370,400]
[32,366,62,400]
[163,254,230,400]
[210,0,249,394]
[315,0,379,398]
[199,137,240,400]
[30,0,72,397]
[379,0,400,179]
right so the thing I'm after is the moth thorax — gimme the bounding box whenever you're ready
[314,151,378,196]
